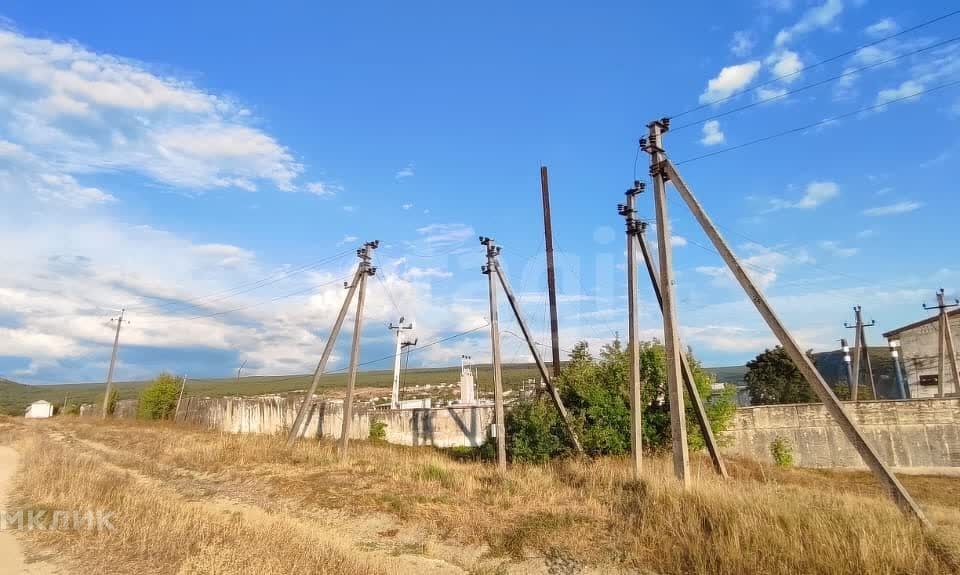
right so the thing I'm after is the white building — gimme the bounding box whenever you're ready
[883,308,960,399]
[25,400,54,419]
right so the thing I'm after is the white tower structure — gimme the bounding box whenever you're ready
[459,354,476,404]
[389,317,415,409]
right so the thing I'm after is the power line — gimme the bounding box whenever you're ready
[673,78,960,165]
[671,34,960,132]
[668,8,960,120]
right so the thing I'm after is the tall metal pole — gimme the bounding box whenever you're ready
[287,254,366,445]
[925,289,960,397]
[634,221,728,478]
[102,308,125,419]
[339,241,377,460]
[493,257,583,453]
[661,155,928,525]
[619,183,644,478]
[482,237,507,472]
[540,166,563,378]
[647,119,690,486]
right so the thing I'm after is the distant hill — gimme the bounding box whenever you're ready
[704,366,748,385]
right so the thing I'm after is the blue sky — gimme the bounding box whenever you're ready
[1,0,958,384]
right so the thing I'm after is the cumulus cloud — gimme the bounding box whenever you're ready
[700,120,725,146]
[862,201,922,216]
[875,80,924,107]
[730,31,754,57]
[699,61,762,104]
[768,50,804,81]
[769,181,839,210]
[774,0,844,46]
[865,18,897,38]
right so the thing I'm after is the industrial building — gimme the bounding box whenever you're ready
[883,308,960,399]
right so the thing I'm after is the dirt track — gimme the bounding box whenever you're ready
[0,446,59,575]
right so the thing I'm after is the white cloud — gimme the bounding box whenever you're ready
[875,80,924,107]
[34,173,115,208]
[730,31,754,57]
[818,240,859,257]
[862,201,922,216]
[305,181,340,197]
[395,164,415,180]
[337,235,359,247]
[403,267,454,280]
[416,223,475,246]
[768,50,804,81]
[671,236,688,247]
[856,229,875,239]
[774,0,844,46]
[769,181,839,210]
[764,0,794,12]
[699,61,762,104]
[189,243,255,268]
[700,120,725,146]
[696,242,810,290]
[865,18,897,38]
[402,203,414,210]
[756,86,788,102]
[342,205,355,212]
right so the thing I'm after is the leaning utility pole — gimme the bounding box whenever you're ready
[646,120,690,487]
[174,374,188,421]
[845,306,877,400]
[619,182,644,479]
[339,241,377,460]
[286,241,378,446]
[389,317,415,409]
[924,289,960,397]
[482,237,508,472]
[540,166,563,378]
[102,308,127,419]
[630,216,728,478]
[644,117,927,524]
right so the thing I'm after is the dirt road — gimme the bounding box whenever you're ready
[0,446,59,575]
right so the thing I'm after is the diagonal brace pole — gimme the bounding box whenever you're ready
[662,157,928,525]
[634,224,728,478]
[493,261,584,454]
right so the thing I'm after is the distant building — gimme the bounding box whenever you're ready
[883,309,960,398]
[25,400,53,419]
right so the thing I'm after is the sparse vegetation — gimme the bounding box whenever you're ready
[137,372,181,420]
[2,416,959,574]
[770,436,794,468]
[369,419,387,441]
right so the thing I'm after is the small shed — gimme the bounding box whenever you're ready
[25,400,54,419]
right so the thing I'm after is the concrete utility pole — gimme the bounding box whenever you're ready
[389,318,414,409]
[236,359,247,385]
[888,340,909,399]
[840,338,855,394]
[619,182,644,478]
[540,166,563,378]
[339,241,377,460]
[646,119,690,487]
[286,242,377,446]
[845,306,877,400]
[631,218,728,478]
[482,237,507,472]
[924,289,960,397]
[102,308,127,419]
[652,134,927,524]
[174,374,188,421]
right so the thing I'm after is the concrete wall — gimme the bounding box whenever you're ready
[722,398,960,469]
[175,395,495,448]
[893,313,960,398]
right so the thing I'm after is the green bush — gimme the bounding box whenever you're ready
[770,436,794,467]
[369,419,387,441]
[506,398,565,463]
[138,373,181,420]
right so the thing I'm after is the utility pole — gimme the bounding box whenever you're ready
[339,241,377,460]
[631,217,727,478]
[102,308,127,419]
[174,374,188,421]
[540,166,563,378]
[236,359,247,385]
[888,340,909,399]
[482,237,507,472]
[286,241,377,446]
[840,338,855,395]
[646,119,690,487]
[618,181,644,478]
[924,289,960,397]
[844,306,877,400]
[389,317,415,409]
[651,129,927,524]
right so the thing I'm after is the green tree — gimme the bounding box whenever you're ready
[505,398,564,462]
[138,372,181,420]
[745,346,817,405]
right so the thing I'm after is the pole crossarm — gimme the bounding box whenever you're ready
[658,155,928,525]
[631,219,728,478]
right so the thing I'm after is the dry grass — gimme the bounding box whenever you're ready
[3,416,960,574]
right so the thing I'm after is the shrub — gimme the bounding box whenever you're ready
[138,373,181,420]
[770,436,794,467]
[369,419,387,441]
[506,398,565,463]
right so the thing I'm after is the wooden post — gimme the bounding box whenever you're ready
[493,259,583,453]
[482,237,507,472]
[286,265,363,445]
[540,166,563,378]
[634,222,728,478]
[662,157,928,525]
[339,242,376,460]
[647,120,690,487]
[620,184,644,477]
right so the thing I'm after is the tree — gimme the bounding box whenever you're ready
[745,346,817,405]
[138,372,181,420]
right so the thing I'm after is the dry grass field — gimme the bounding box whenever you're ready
[1,416,959,574]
